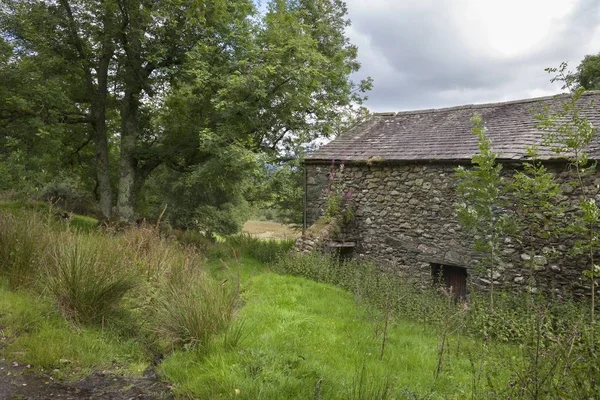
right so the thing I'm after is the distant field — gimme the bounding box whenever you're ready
[242,220,300,239]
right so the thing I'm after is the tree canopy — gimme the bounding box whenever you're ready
[0,0,371,231]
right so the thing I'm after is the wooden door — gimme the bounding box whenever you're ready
[432,263,468,299]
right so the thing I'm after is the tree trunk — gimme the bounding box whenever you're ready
[117,87,139,223]
[91,108,113,220]
[57,0,115,219]
[91,48,114,220]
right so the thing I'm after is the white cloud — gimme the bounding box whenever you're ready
[345,0,600,111]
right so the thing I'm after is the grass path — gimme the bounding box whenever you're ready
[161,258,505,399]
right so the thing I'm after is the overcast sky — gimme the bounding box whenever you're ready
[345,0,600,112]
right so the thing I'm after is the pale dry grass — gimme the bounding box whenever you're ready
[241,220,300,239]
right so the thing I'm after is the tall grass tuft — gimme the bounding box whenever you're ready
[153,266,240,350]
[177,230,294,263]
[46,236,136,326]
[350,360,393,400]
[228,234,295,263]
[0,212,50,288]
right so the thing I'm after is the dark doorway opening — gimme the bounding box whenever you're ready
[327,241,355,262]
[431,263,468,299]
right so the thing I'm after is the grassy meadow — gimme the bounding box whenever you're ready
[0,205,598,399]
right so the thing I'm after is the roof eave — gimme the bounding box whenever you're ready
[302,157,585,165]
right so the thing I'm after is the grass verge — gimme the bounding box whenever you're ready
[0,281,147,377]
[160,269,513,399]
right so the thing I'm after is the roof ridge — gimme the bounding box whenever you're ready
[380,90,600,117]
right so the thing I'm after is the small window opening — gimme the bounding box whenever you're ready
[431,263,468,300]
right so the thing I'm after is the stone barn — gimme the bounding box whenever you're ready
[300,92,600,298]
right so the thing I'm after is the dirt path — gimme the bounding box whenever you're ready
[0,357,172,400]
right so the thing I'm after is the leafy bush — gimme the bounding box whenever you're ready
[38,178,98,217]
[45,235,136,326]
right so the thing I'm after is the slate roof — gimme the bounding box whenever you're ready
[306,91,600,163]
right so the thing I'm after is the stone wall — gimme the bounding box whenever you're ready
[304,161,600,297]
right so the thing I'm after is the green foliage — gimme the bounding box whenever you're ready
[272,252,447,325]
[0,208,239,352]
[538,68,600,322]
[38,177,99,217]
[350,361,393,400]
[509,147,562,285]
[272,251,600,399]
[262,159,305,225]
[139,144,258,235]
[227,234,295,264]
[174,229,294,263]
[568,53,600,90]
[455,114,514,249]
[0,0,371,223]
[454,113,516,306]
[160,271,494,399]
[3,207,599,398]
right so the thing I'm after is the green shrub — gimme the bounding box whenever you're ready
[0,212,50,288]
[38,178,98,217]
[152,267,240,349]
[45,235,136,326]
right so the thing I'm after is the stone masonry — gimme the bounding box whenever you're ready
[305,161,600,298]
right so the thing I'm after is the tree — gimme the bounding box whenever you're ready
[572,53,600,90]
[0,0,370,225]
[153,0,370,227]
[539,63,599,323]
[509,147,561,292]
[455,113,515,310]
[1,0,122,218]
[0,29,98,199]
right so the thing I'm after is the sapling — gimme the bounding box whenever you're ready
[455,113,515,310]
[538,64,599,324]
[509,146,561,295]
